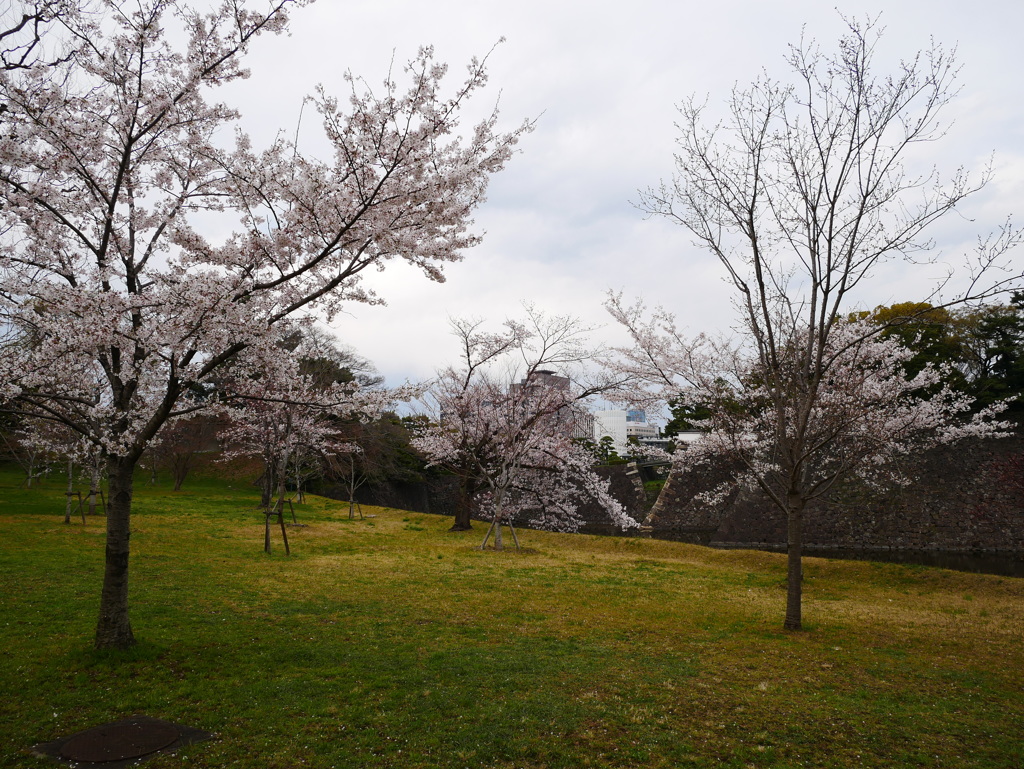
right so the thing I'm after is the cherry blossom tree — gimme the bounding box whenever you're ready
[619,18,1021,630]
[324,415,421,519]
[0,0,528,648]
[610,304,1009,627]
[415,309,637,550]
[2,420,50,487]
[220,372,397,552]
[219,331,408,522]
[4,416,99,520]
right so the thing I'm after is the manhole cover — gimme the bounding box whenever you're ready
[59,718,179,763]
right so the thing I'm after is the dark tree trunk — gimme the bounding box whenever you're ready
[449,477,476,531]
[450,494,474,531]
[264,473,276,507]
[260,460,275,509]
[784,496,804,631]
[171,450,193,491]
[94,455,137,650]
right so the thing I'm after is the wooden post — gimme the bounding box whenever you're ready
[279,509,290,556]
[508,522,521,550]
[479,518,497,549]
[264,504,290,556]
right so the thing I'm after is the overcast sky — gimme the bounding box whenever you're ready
[221,0,1024,388]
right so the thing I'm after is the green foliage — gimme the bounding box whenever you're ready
[281,327,384,389]
[866,302,964,380]
[572,435,598,458]
[643,479,665,509]
[351,411,431,485]
[2,465,1023,768]
[963,296,1024,417]
[865,298,1024,422]
[663,397,713,437]
[576,435,625,465]
[596,435,621,463]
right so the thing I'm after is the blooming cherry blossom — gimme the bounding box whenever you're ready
[0,0,527,648]
[415,309,637,550]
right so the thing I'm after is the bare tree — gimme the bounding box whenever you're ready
[155,416,219,492]
[0,1,77,71]
[621,18,1021,630]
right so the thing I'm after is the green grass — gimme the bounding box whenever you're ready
[1,465,1023,768]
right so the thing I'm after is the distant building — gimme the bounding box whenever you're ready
[592,409,659,454]
[637,436,674,453]
[670,430,703,446]
[511,369,594,440]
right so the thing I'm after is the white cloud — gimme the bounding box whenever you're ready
[216,0,1024,386]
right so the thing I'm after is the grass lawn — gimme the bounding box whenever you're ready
[1,464,1022,768]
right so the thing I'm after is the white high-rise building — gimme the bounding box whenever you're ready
[592,409,658,454]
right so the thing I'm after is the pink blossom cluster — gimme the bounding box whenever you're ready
[0,0,527,466]
[415,310,637,546]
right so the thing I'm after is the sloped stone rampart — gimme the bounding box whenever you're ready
[645,457,743,532]
[572,463,647,525]
[318,464,646,526]
[650,436,1024,552]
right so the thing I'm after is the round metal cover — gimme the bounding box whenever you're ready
[59,718,179,763]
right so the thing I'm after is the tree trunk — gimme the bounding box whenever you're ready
[347,456,356,519]
[449,481,475,531]
[293,454,305,503]
[172,450,193,491]
[64,458,73,524]
[260,461,275,509]
[784,496,804,631]
[491,498,504,551]
[95,455,137,650]
[482,484,507,550]
[273,448,291,555]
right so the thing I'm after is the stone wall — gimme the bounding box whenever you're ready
[644,457,744,533]
[649,436,1024,552]
[316,463,647,527]
[573,463,647,526]
[316,474,459,516]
